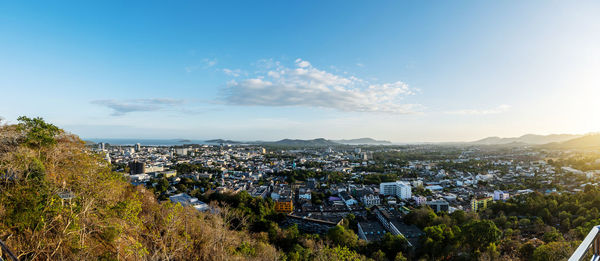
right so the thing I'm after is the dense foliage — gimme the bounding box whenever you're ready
[402,188,600,260]
[0,117,281,260]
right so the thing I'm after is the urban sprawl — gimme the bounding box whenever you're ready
[93,142,597,247]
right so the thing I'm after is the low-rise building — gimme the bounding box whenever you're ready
[427,200,450,213]
[169,193,209,212]
[361,194,380,207]
[493,190,510,201]
[471,197,493,212]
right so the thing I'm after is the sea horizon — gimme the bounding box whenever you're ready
[86,138,215,146]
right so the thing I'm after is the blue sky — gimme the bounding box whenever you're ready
[1,1,599,142]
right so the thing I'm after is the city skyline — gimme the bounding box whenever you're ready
[2,1,600,142]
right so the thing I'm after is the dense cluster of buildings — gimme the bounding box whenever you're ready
[93,142,600,246]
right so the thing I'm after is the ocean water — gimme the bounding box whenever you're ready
[86,138,215,146]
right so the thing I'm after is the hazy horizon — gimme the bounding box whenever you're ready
[2,1,600,142]
[81,132,589,144]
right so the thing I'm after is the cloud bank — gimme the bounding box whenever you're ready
[222,59,420,114]
[92,98,183,116]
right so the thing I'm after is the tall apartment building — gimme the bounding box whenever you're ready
[379,181,412,199]
[129,160,145,175]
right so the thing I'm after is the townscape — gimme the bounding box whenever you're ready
[3,1,600,259]
[94,139,600,255]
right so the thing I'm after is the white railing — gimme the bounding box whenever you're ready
[570,226,600,261]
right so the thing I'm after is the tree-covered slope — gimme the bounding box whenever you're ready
[0,117,282,260]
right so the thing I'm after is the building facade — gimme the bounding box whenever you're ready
[471,197,493,212]
[129,161,145,175]
[361,194,381,207]
[379,181,412,199]
[275,200,293,213]
[493,190,510,201]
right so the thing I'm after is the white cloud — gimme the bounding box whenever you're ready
[253,58,282,70]
[222,58,420,114]
[203,58,217,68]
[185,58,217,73]
[295,58,311,68]
[222,68,245,77]
[444,104,511,115]
[356,63,365,67]
[92,98,183,116]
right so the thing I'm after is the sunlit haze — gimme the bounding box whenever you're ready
[1,1,599,142]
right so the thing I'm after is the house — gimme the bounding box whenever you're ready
[169,193,209,212]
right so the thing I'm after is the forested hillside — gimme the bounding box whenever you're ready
[0,117,284,260]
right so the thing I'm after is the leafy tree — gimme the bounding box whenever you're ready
[462,220,501,252]
[394,252,408,261]
[378,233,408,259]
[421,224,458,258]
[519,240,538,260]
[155,177,170,193]
[344,213,358,231]
[532,242,574,261]
[327,225,358,248]
[318,246,365,261]
[543,227,564,243]
[405,206,437,228]
[17,116,60,149]
[371,250,386,261]
[26,157,46,181]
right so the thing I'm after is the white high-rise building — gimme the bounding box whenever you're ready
[379,181,412,199]
[380,182,398,195]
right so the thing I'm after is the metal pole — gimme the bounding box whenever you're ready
[593,235,597,258]
[0,239,18,261]
[596,234,600,257]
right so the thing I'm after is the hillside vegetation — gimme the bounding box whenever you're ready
[0,117,285,260]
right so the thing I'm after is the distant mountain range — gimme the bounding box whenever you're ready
[263,138,339,146]
[91,134,598,148]
[541,134,600,149]
[202,137,391,146]
[471,134,583,145]
[334,138,392,145]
